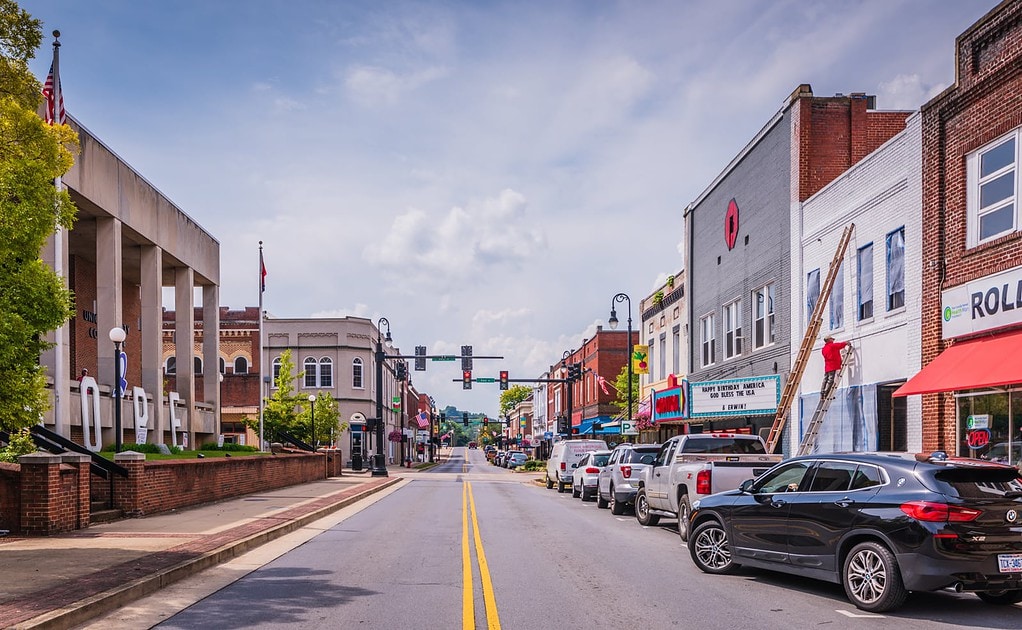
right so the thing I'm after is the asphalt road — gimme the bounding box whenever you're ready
[83,447,1022,629]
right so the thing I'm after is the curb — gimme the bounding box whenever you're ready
[11,477,402,630]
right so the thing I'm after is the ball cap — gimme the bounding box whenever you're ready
[824,335,835,342]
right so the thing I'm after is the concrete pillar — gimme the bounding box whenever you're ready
[96,217,124,401]
[202,284,220,442]
[41,227,72,437]
[140,245,164,444]
[175,267,196,449]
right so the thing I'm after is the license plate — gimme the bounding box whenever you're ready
[998,553,1022,573]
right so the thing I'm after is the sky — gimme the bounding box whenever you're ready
[20,0,995,417]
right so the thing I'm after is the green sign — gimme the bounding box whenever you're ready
[432,355,456,362]
[476,377,496,383]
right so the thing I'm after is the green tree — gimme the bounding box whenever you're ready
[613,365,640,419]
[0,1,79,432]
[243,349,305,444]
[304,391,346,447]
[499,384,531,417]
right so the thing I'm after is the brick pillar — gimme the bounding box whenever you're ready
[61,454,92,529]
[18,453,62,535]
[114,451,146,517]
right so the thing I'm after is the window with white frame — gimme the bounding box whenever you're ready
[967,130,1020,247]
[194,357,203,375]
[886,227,905,311]
[753,283,775,349]
[272,357,281,384]
[234,356,249,374]
[829,262,845,330]
[723,299,742,359]
[700,313,716,368]
[647,340,654,378]
[659,333,667,379]
[352,357,364,389]
[319,357,333,387]
[857,243,874,321]
[304,357,317,388]
[806,268,821,325]
[165,357,176,375]
[672,325,681,375]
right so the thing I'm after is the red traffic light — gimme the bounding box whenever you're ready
[463,370,472,390]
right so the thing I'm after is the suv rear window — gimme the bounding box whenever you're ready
[621,447,659,463]
[923,467,1022,499]
[680,437,766,455]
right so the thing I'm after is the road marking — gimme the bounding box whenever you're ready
[467,481,502,630]
[462,483,474,629]
[836,610,885,619]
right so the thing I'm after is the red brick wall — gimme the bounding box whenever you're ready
[17,457,84,535]
[920,0,1022,451]
[115,453,326,517]
[0,463,20,532]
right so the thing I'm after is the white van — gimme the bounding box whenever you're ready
[546,439,608,493]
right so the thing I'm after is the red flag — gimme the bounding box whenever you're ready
[595,373,609,395]
[42,62,65,125]
[260,252,267,293]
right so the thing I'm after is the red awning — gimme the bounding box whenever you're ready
[893,329,1022,397]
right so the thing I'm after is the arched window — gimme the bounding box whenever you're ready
[234,356,249,375]
[165,357,176,375]
[272,357,282,385]
[319,358,333,387]
[219,357,226,374]
[194,356,203,375]
[304,357,317,388]
[352,357,364,389]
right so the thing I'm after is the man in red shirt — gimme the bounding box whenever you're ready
[821,336,850,395]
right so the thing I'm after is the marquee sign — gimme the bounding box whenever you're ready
[652,385,687,422]
[689,375,780,418]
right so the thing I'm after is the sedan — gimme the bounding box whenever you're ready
[571,450,612,501]
[506,452,528,469]
[687,452,1022,612]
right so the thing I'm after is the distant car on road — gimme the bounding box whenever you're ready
[572,450,611,501]
[506,452,528,469]
[468,442,478,449]
[688,452,1022,613]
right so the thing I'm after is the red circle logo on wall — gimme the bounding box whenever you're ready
[724,198,740,250]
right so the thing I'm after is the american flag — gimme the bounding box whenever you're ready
[595,372,610,395]
[414,411,430,429]
[42,62,65,125]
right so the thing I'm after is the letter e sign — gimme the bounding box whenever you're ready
[724,198,740,250]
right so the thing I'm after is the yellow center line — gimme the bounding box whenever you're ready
[467,481,502,630]
[462,482,474,630]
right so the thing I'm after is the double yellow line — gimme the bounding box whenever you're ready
[462,481,501,630]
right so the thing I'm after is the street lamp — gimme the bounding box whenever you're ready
[373,317,392,477]
[428,396,436,463]
[609,292,633,435]
[561,349,574,440]
[308,394,316,450]
[109,327,126,452]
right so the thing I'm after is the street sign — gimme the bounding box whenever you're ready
[476,377,496,383]
[621,420,639,435]
[432,355,456,362]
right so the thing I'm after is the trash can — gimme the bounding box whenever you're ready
[352,451,363,471]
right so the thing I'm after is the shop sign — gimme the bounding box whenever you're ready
[689,375,780,418]
[942,265,1022,339]
[652,386,687,422]
[966,414,990,430]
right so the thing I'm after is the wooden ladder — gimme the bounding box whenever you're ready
[796,345,853,456]
[765,223,854,454]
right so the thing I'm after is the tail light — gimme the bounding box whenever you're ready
[696,469,712,495]
[900,501,982,522]
[585,467,600,474]
[560,462,566,471]
[621,465,632,478]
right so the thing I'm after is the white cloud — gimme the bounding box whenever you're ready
[344,64,449,107]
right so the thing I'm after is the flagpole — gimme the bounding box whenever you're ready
[50,30,67,436]
[258,241,265,451]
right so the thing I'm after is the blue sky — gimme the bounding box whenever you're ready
[21,0,995,416]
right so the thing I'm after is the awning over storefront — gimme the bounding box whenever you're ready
[575,416,618,436]
[893,329,1022,397]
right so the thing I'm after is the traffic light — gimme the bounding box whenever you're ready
[483,417,489,426]
[463,370,472,390]
[395,361,407,381]
[556,416,568,434]
[462,412,469,426]
[499,370,509,390]
[568,363,582,381]
[414,346,426,371]
[461,345,473,371]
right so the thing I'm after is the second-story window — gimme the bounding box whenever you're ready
[829,262,845,331]
[886,227,905,311]
[967,130,1020,247]
[753,283,775,349]
[806,268,821,325]
[723,299,742,360]
[319,358,333,387]
[700,313,715,368]
[352,357,364,389]
[304,357,317,388]
[857,243,874,321]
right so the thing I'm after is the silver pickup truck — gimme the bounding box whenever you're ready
[634,433,781,541]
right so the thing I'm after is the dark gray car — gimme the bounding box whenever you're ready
[597,443,660,514]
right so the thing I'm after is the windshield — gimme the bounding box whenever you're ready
[925,467,1022,499]
[622,447,660,463]
[592,454,611,466]
[681,437,766,455]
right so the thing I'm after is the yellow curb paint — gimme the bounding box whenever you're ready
[462,482,474,630]
[467,481,501,630]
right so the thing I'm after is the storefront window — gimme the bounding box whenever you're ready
[957,391,1019,465]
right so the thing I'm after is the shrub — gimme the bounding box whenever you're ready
[0,428,38,463]
[200,442,257,452]
[101,442,182,455]
[523,459,545,471]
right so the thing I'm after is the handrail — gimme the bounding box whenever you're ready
[29,425,129,478]
[275,429,316,452]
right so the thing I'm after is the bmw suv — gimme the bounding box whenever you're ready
[687,452,1022,612]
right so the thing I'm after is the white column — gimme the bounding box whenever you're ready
[96,218,123,434]
[175,267,196,449]
[140,245,164,443]
[41,227,71,436]
[202,284,220,439]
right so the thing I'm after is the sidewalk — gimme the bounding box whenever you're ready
[0,460,435,630]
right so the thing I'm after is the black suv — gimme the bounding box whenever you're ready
[687,452,1022,612]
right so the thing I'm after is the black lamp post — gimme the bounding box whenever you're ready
[428,396,436,463]
[308,394,316,449]
[373,317,392,477]
[109,327,126,452]
[561,349,574,440]
[609,292,633,434]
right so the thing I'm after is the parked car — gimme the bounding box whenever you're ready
[506,452,528,469]
[687,452,1022,613]
[597,443,660,515]
[493,451,506,466]
[981,442,1022,465]
[636,433,780,540]
[546,439,609,493]
[572,450,612,500]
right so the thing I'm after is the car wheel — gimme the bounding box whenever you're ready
[677,494,692,542]
[976,589,1022,605]
[634,489,660,526]
[610,485,626,515]
[689,520,738,575]
[546,476,553,489]
[597,491,609,509]
[557,480,567,493]
[572,482,581,498]
[842,541,908,613]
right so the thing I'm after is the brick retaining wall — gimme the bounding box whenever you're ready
[0,463,20,532]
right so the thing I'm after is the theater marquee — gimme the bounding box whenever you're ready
[689,375,780,418]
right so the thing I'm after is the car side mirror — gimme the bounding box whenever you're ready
[739,479,756,494]
[640,454,655,465]
[571,463,578,468]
